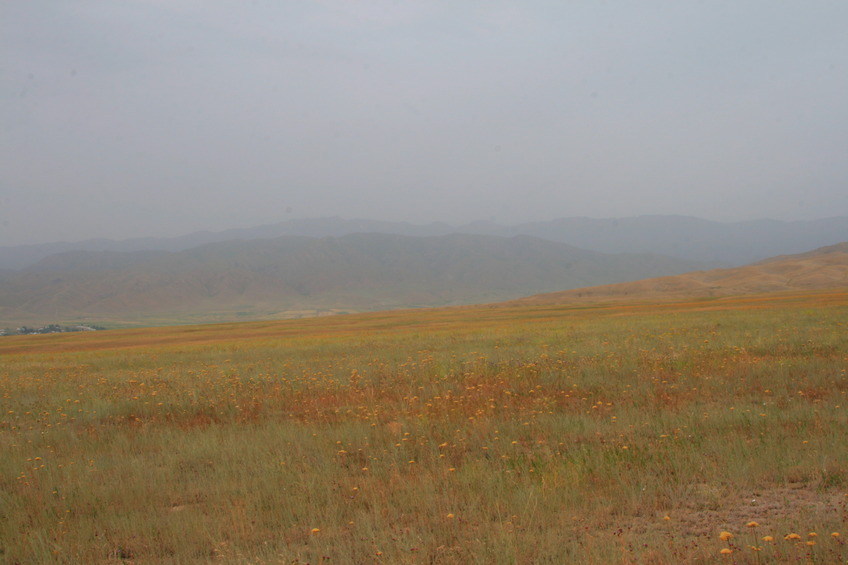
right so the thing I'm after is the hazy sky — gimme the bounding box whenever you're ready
[2,1,847,246]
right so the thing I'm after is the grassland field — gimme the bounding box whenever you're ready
[1,289,847,563]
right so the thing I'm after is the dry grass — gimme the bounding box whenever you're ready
[1,289,847,563]
[516,246,848,305]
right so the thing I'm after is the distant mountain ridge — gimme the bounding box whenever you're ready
[0,232,708,325]
[0,218,454,271]
[2,215,846,270]
[457,216,848,265]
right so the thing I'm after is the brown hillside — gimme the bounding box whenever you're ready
[514,242,848,305]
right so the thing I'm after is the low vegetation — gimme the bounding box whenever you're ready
[1,289,846,563]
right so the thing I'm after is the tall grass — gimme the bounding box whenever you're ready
[1,290,847,563]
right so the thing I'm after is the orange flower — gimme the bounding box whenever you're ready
[719,531,734,541]
[720,548,733,555]
[746,521,760,528]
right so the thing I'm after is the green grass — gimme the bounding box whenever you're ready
[1,290,847,563]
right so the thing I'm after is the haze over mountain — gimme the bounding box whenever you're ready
[0,232,709,326]
[4,4,848,248]
[2,215,846,271]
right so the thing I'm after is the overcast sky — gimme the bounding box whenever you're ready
[2,1,847,246]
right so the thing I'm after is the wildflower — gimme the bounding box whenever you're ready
[446,513,455,519]
[784,533,801,541]
[831,532,841,538]
[806,540,816,547]
[747,521,760,528]
[720,548,733,555]
[762,536,774,542]
[720,531,734,541]
[311,528,321,534]
[808,532,817,537]
[663,515,671,521]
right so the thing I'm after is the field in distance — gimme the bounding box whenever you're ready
[1,288,847,563]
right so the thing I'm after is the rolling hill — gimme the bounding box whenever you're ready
[0,232,708,325]
[513,242,848,305]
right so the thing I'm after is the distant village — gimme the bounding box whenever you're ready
[0,324,104,336]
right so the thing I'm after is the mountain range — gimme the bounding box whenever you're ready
[3,215,847,270]
[1,215,846,326]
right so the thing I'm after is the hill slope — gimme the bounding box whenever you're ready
[0,233,706,325]
[514,242,848,305]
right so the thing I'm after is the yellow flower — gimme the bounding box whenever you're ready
[831,532,841,538]
[720,548,733,555]
[784,533,801,541]
[746,521,759,528]
[446,513,455,519]
[310,528,321,534]
[719,531,734,541]
[762,535,774,542]
[808,532,817,537]
[806,540,816,547]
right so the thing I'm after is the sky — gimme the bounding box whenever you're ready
[2,1,847,246]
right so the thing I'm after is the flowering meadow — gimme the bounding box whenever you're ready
[1,290,847,563]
